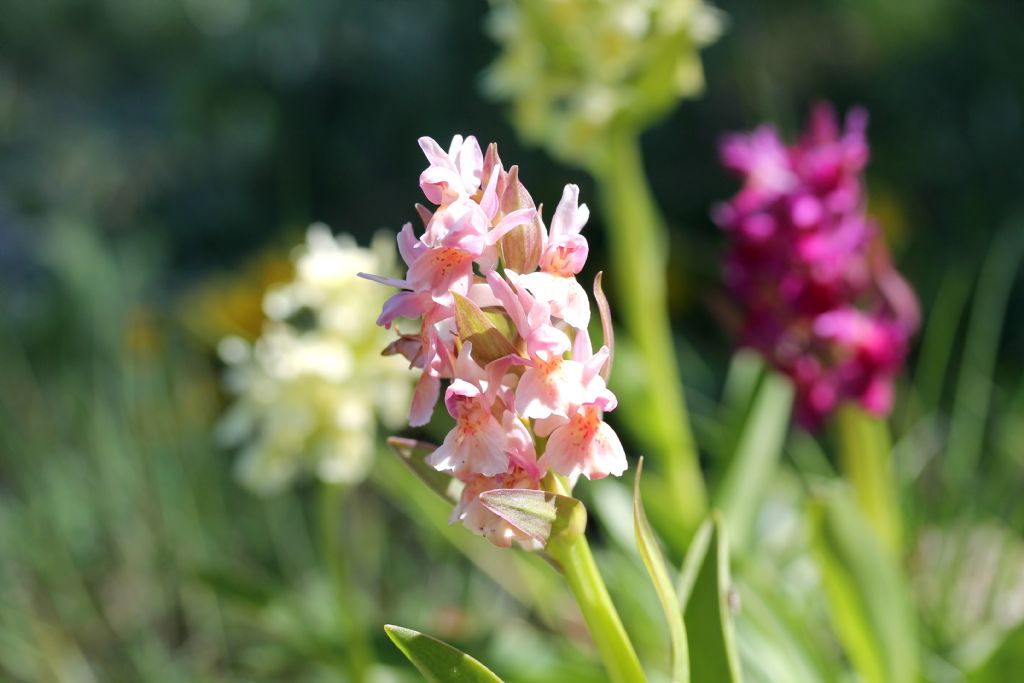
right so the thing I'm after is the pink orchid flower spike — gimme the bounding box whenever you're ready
[365,134,634,548]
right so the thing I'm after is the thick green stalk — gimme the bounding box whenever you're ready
[591,127,707,539]
[548,533,647,683]
[835,404,902,556]
[544,474,645,683]
[318,482,373,683]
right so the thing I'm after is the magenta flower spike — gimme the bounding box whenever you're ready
[714,103,920,429]
[360,135,627,547]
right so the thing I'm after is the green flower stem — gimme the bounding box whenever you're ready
[545,475,646,683]
[548,532,647,683]
[835,404,902,556]
[318,481,373,683]
[591,126,707,540]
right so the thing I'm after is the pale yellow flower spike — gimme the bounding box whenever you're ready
[484,0,724,168]
[218,225,415,494]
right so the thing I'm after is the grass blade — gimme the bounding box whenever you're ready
[633,458,689,682]
[946,225,1024,484]
[678,514,743,683]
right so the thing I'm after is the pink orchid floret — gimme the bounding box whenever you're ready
[363,134,631,548]
[519,184,592,329]
[538,331,622,482]
[541,404,627,483]
[418,135,484,206]
[540,184,590,276]
[714,103,919,428]
[428,379,509,477]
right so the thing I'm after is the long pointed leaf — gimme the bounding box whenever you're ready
[911,267,972,414]
[946,224,1024,483]
[809,484,917,683]
[678,514,743,683]
[633,457,689,682]
[387,437,462,504]
[715,371,793,551]
[384,624,504,683]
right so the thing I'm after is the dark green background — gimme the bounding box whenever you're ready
[3,0,1022,390]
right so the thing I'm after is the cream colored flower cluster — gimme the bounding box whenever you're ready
[218,225,414,493]
[485,0,723,167]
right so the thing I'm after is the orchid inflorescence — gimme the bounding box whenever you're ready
[714,103,920,428]
[360,135,627,548]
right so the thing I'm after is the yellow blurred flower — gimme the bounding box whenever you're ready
[180,249,294,347]
[485,0,724,167]
[218,225,414,493]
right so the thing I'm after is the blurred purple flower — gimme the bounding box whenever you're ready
[714,102,919,428]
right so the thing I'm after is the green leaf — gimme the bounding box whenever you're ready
[678,514,743,683]
[947,224,1024,482]
[733,574,843,683]
[720,350,766,426]
[387,437,462,504]
[452,292,519,365]
[633,457,689,683]
[194,565,275,608]
[714,370,793,551]
[809,484,917,683]
[384,624,505,683]
[478,488,585,547]
[911,266,972,414]
[969,620,1024,682]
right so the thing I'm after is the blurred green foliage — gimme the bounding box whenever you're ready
[2,0,1024,682]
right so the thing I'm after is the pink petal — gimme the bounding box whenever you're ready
[550,183,589,239]
[516,271,591,329]
[407,247,474,300]
[515,358,583,420]
[397,222,425,266]
[358,271,408,289]
[479,163,502,219]
[456,135,483,191]
[541,408,627,481]
[418,136,452,168]
[409,372,440,427]
[428,410,508,477]
[419,166,465,206]
[377,290,431,327]
[487,207,536,245]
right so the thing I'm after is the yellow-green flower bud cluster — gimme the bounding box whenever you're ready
[485,0,723,167]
